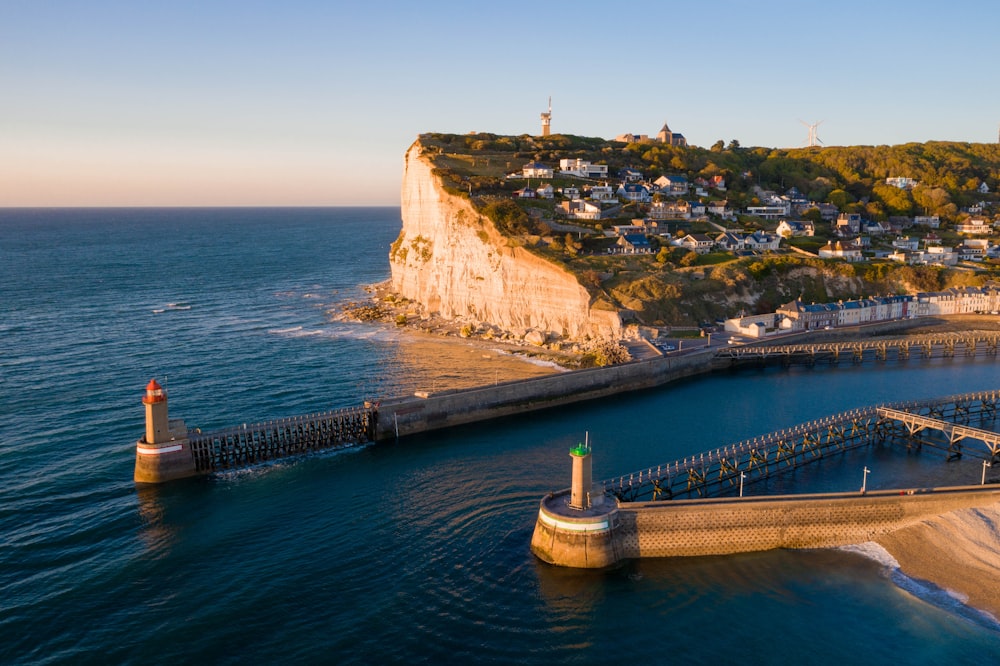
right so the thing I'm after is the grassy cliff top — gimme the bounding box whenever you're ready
[415,133,1000,327]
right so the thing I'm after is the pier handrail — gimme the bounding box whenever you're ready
[598,389,1000,500]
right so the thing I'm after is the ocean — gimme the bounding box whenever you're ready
[1,207,999,664]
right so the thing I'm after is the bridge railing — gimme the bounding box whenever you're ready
[599,389,1000,503]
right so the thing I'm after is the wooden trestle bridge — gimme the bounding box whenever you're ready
[602,390,1000,503]
[186,406,376,473]
[714,332,1000,366]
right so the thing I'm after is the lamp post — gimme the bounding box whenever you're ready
[739,472,746,498]
[983,460,992,485]
[861,466,870,494]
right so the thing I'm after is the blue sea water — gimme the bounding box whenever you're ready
[1,207,999,664]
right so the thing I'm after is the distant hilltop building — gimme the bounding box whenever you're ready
[886,176,918,190]
[540,97,552,137]
[615,120,687,147]
[656,121,687,147]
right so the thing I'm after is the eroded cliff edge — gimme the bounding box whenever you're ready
[390,141,621,341]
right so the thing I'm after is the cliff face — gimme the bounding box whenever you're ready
[391,142,619,340]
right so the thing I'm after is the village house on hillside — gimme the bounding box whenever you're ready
[559,200,603,220]
[559,159,608,179]
[776,220,815,237]
[818,240,864,261]
[521,161,553,179]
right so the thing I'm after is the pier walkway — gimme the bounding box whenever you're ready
[714,332,1000,366]
[602,390,1000,503]
[186,406,375,473]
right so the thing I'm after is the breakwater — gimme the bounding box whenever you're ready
[530,390,1000,568]
[373,349,715,439]
[531,485,1000,568]
[134,331,1000,484]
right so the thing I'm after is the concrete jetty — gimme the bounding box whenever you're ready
[530,391,1000,568]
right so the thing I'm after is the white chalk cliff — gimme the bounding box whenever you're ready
[391,141,620,340]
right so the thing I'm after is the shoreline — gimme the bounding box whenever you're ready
[339,296,1000,620]
[875,502,1000,621]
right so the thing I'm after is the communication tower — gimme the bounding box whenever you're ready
[540,97,552,137]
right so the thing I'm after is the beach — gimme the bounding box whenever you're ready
[876,503,1000,621]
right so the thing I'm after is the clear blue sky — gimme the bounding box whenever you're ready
[2,0,998,206]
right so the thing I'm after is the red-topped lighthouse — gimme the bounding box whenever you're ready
[135,379,196,483]
[142,379,169,444]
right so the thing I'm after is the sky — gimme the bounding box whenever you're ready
[2,0,999,207]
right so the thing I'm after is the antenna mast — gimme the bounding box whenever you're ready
[540,97,552,137]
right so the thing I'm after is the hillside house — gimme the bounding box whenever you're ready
[559,159,609,179]
[617,183,651,203]
[714,232,745,251]
[955,218,990,235]
[677,233,715,254]
[521,162,553,178]
[616,234,652,254]
[648,200,690,219]
[745,204,790,220]
[561,186,580,199]
[745,232,780,252]
[914,216,940,228]
[559,200,603,220]
[588,184,615,201]
[707,200,735,219]
[959,238,990,261]
[536,184,554,199]
[654,175,689,196]
[818,241,864,262]
[776,220,815,237]
[834,213,862,237]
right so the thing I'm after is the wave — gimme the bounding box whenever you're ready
[267,326,324,338]
[840,541,999,629]
[490,348,570,372]
[153,303,193,313]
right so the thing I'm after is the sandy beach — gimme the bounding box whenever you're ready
[876,503,1000,620]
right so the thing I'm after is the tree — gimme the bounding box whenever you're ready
[801,207,823,224]
[711,140,725,153]
[679,251,698,267]
[827,189,854,209]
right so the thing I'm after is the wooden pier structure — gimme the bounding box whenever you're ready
[601,390,1000,503]
[715,332,1000,367]
[134,378,377,484]
[187,407,376,474]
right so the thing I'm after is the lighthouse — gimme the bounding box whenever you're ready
[134,379,196,483]
[142,379,169,444]
[569,439,593,510]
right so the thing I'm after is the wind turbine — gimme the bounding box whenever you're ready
[800,119,824,147]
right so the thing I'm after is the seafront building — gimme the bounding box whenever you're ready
[725,283,1000,337]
